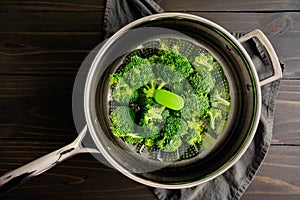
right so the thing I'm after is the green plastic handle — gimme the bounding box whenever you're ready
[154,89,184,110]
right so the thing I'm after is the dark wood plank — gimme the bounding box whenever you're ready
[0,0,105,11]
[0,152,155,200]
[0,12,103,75]
[0,75,75,140]
[1,12,299,77]
[156,0,300,11]
[1,0,299,12]
[242,146,300,200]
[273,80,300,145]
[0,141,298,200]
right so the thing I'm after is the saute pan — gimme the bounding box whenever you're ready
[0,13,282,192]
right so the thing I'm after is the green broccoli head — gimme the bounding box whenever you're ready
[109,106,136,137]
[111,79,139,103]
[163,136,182,152]
[124,133,144,145]
[162,115,188,137]
[182,92,210,120]
[138,122,161,141]
[193,52,215,72]
[189,69,216,95]
[153,64,185,87]
[185,129,202,146]
[122,56,155,90]
[185,119,204,146]
[139,104,169,126]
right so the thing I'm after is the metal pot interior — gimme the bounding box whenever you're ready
[86,14,259,188]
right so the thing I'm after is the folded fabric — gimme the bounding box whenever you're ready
[102,0,282,199]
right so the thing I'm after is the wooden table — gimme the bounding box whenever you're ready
[1,0,299,199]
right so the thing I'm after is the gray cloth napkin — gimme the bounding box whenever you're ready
[102,0,282,199]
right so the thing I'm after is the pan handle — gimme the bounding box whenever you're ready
[238,29,282,86]
[0,125,99,194]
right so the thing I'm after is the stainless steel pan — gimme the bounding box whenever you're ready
[0,13,282,192]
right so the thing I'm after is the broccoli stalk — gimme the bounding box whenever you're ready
[211,90,231,108]
[193,52,215,72]
[206,109,222,130]
[139,104,169,125]
[185,119,204,146]
[142,80,166,98]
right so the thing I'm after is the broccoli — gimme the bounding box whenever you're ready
[138,123,161,139]
[188,69,215,95]
[185,119,204,146]
[153,64,186,87]
[185,129,202,146]
[108,38,232,155]
[206,108,222,130]
[139,104,169,125]
[124,133,143,145]
[156,132,169,149]
[182,92,209,119]
[122,56,155,90]
[211,89,231,108]
[163,136,182,152]
[149,41,194,78]
[193,52,215,72]
[109,106,136,137]
[162,115,188,137]
[112,79,139,103]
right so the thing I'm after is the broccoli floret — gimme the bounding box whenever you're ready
[185,119,204,146]
[138,123,161,139]
[150,41,194,78]
[193,52,215,72]
[182,92,209,119]
[162,115,188,137]
[185,129,202,146]
[156,132,168,149]
[206,108,222,130]
[142,80,158,98]
[211,89,231,108]
[158,64,185,84]
[163,136,182,152]
[112,80,139,103]
[109,73,122,85]
[124,133,143,145]
[139,105,169,125]
[189,69,216,95]
[109,106,136,137]
[187,119,204,133]
[121,56,155,90]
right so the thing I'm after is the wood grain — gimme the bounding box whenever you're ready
[0,142,298,200]
[1,0,299,199]
[1,12,299,77]
[0,0,105,11]
[273,80,300,145]
[156,0,300,12]
[242,146,300,200]
[1,0,299,12]
[0,75,75,140]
